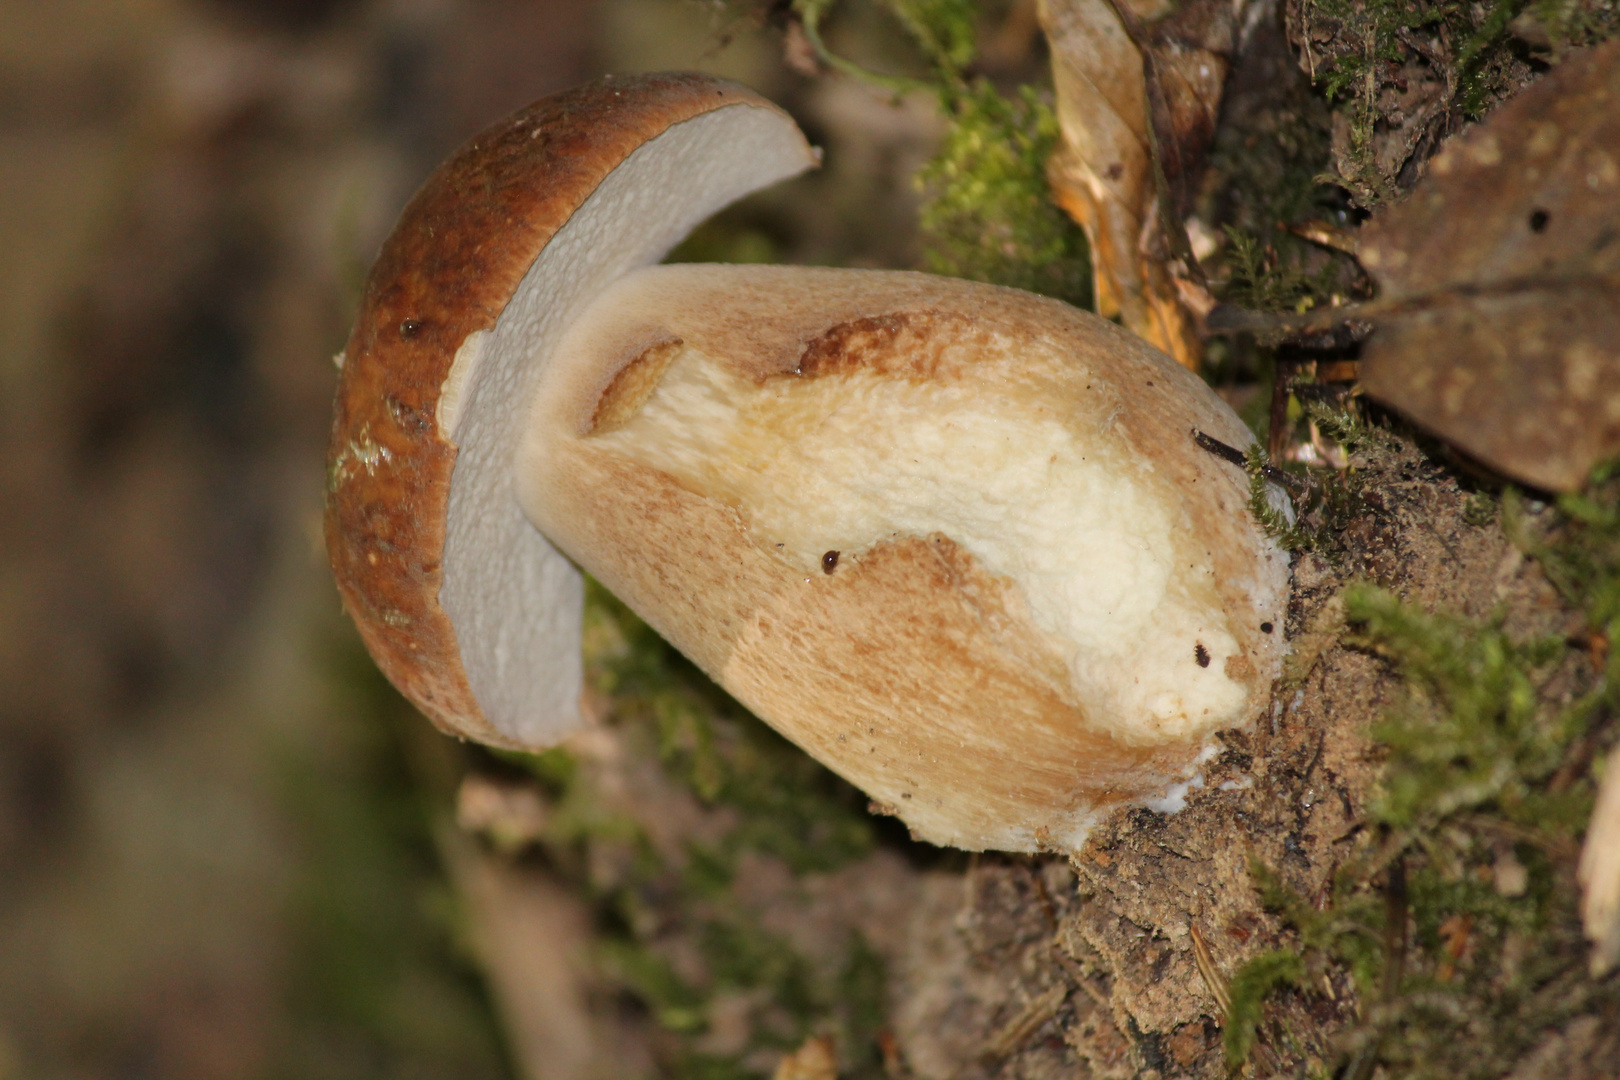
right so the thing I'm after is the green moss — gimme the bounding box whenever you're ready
[1528,0,1620,47]
[594,857,880,1072]
[916,80,1093,306]
[581,582,877,875]
[1220,227,1341,314]
[701,919,819,1027]
[788,0,1091,304]
[1296,0,1618,203]
[1511,461,1620,648]
[1245,442,1316,551]
[1223,949,1307,1067]
[602,938,711,1034]
[600,905,888,1075]
[1304,396,1377,453]
[1238,396,1391,556]
[791,0,920,93]
[1347,585,1586,831]
[881,0,978,72]
[1462,490,1500,528]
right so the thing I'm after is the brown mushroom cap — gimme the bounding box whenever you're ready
[325,73,817,747]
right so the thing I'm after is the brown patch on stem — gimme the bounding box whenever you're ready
[591,337,682,433]
[795,310,981,381]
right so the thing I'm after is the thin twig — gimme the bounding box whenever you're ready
[1192,429,1309,494]
[793,3,934,98]
[1189,923,1233,1016]
[1207,272,1620,338]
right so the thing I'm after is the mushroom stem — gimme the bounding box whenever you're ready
[516,263,1286,851]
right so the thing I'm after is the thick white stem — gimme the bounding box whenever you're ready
[516,264,1288,851]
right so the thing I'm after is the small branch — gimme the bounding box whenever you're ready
[1205,302,1377,338]
[792,1,935,98]
[1208,271,1620,339]
[1189,924,1232,1016]
[1192,429,1307,494]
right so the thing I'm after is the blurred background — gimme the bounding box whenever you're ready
[0,1,1062,1075]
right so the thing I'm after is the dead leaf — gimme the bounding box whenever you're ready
[1039,0,1252,369]
[1579,749,1620,977]
[1357,39,1620,492]
[773,1034,840,1080]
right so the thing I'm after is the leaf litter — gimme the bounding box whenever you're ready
[1356,37,1620,493]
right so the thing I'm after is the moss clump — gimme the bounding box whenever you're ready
[1244,440,1317,552]
[1511,462,1620,660]
[580,581,877,874]
[788,0,1092,305]
[1220,226,1343,315]
[1222,947,1308,1067]
[1351,586,1588,832]
[916,79,1093,306]
[876,0,978,72]
[1240,398,1379,553]
[791,0,976,90]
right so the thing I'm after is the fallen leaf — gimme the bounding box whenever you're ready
[1040,0,1253,369]
[1357,38,1620,492]
[773,1034,840,1080]
[1580,749,1620,978]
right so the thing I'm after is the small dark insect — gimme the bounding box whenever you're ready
[821,550,840,574]
[400,318,423,337]
[1260,621,1274,634]
[1194,642,1211,668]
[1529,208,1550,233]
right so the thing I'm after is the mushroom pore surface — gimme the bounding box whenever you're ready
[517,264,1288,851]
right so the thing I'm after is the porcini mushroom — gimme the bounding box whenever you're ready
[327,72,1289,853]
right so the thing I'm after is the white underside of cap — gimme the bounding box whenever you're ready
[437,103,817,746]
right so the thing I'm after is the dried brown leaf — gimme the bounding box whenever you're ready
[1358,39,1620,492]
[1040,0,1249,369]
[1364,285,1619,492]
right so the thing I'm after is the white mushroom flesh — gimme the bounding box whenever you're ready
[544,267,1246,744]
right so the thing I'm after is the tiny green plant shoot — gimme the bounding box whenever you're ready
[1240,397,1379,554]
